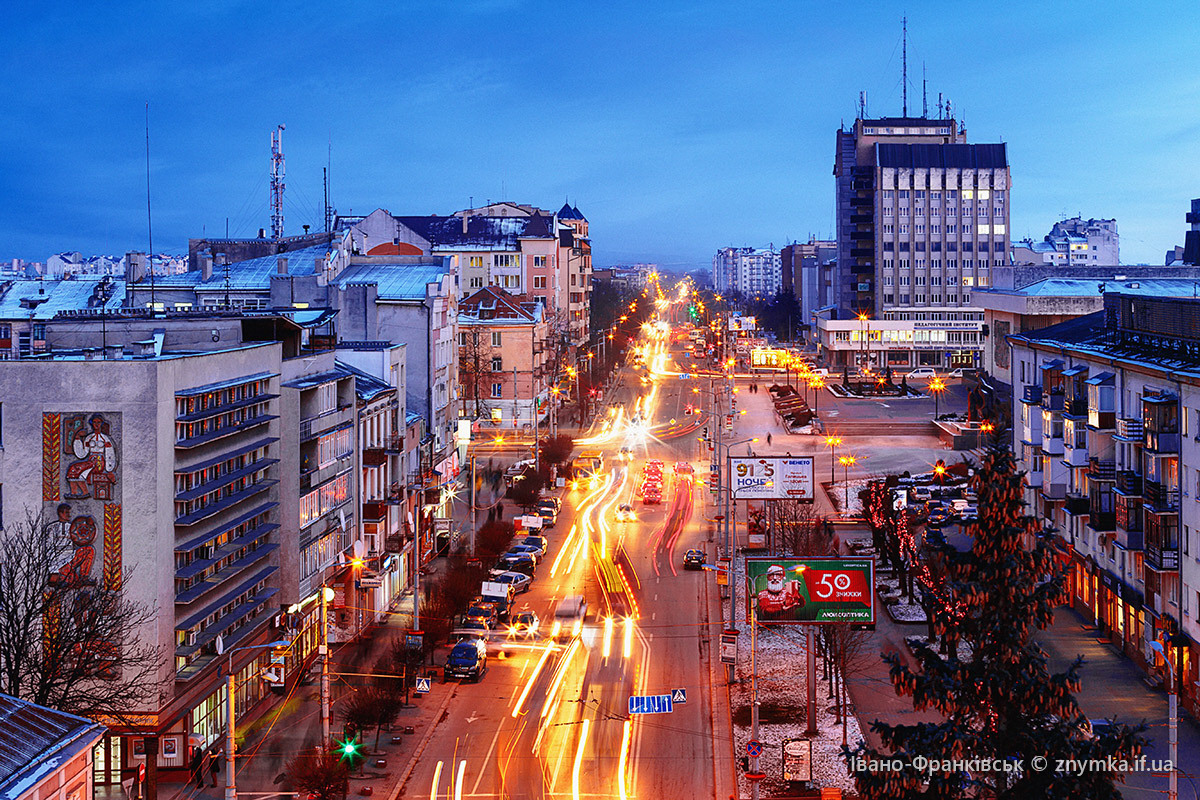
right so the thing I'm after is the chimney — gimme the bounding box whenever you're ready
[106,345,123,360]
[136,340,156,357]
[84,348,101,361]
[125,251,146,283]
[277,256,289,276]
[200,254,214,282]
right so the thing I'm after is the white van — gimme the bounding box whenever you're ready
[553,595,588,639]
[907,367,938,380]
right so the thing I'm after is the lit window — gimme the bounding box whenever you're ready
[978,224,991,235]
[993,224,1006,235]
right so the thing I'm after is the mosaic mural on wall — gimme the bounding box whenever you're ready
[41,412,122,591]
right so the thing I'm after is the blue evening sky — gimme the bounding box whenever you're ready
[1,1,1196,270]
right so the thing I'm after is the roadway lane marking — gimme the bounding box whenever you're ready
[471,710,507,795]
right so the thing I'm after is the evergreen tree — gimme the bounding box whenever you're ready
[845,448,1144,799]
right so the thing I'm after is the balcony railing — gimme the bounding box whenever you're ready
[362,501,386,522]
[1116,495,1143,534]
[1022,385,1043,404]
[1145,430,1180,454]
[1089,459,1116,481]
[362,447,387,467]
[1087,508,1116,532]
[1042,390,1065,412]
[1145,542,1179,571]
[1115,417,1144,441]
[1064,398,1088,417]
[1115,471,1142,496]
[1064,494,1090,516]
[1145,481,1180,513]
[1088,408,1116,431]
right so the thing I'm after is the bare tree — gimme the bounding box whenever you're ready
[0,509,163,720]
[773,499,834,557]
[284,744,349,800]
[821,623,873,746]
[458,326,495,420]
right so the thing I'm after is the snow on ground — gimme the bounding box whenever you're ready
[877,574,928,623]
[730,596,862,795]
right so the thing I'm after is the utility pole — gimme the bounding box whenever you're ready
[470,457,478,556]
[225,670,237,800]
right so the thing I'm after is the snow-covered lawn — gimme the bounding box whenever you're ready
[876,574,928,623]
[730,582,862,795]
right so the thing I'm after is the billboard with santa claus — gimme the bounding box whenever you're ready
[745,557,874,623]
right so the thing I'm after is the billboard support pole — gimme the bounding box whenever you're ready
[750,608,760,800]
[806,626,818,735]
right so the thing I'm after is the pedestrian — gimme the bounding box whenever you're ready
[766,433,772,445]
[190,749,204,790]
[209,748,221,787]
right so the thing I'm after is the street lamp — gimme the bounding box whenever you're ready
[221,638,292,800]
[838,454,857,515]
[809,375,826,413]
[1148,639,1178,800]
[825,435,842,486]
[929,377,946,419]
[857,312,869,375]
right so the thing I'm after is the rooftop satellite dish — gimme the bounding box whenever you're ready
[352,539,365,559]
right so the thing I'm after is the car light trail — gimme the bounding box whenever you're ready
[623,616,634,658]
[602,615,614,659]
[571,718,591,800]
[511,640,555,717]
[549,524,577,576]
[429,760,443,800]
[453,760,466,800]
[540,637,582,719]
[618,719,632,800]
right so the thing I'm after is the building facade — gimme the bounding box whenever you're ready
[1012,216,1119,267]
[833,115,1009,366]
[1009,293,1200,719]
[781,238,836,341]
[711,246,782,296]
[0,694,106,800]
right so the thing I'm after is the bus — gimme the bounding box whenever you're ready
[570,452,605,489]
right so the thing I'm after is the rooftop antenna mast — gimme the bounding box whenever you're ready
[922,62,928,117]
[324,135,332,233]
[858,91,865,119]
[145,102,156,307]
[901,16,908,116]
[938,92,943,119]
[271,124,286,240]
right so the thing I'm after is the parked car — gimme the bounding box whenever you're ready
[488,570,533,593]
[536,507,558,528]
[506,543,545,562]
[444,639,488,682]
[521,534,548,551]
[927,507,953,528]
[465,601,499,628]
[495,552,537,576]
[907,367,938,380]
[448,628,488,645]
[456,618,492,636]
[507,611,541,639]
[956,504,979,523]
[948,367,978,379]
[537,497,561,514]
[910,486,932,503]
[683,549,705,570]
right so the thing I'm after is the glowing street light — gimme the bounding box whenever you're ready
[929,377,947,419]
[825,435,842,485]
[839,454,857,514]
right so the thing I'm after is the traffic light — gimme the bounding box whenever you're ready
[703,426,709,439]
[335,734,364,767]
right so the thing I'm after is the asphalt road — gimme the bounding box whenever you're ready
[400,326,727,798]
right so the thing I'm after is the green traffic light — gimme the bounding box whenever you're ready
[335,735,362,764]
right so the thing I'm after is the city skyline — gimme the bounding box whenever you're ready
[1,1,1196,269]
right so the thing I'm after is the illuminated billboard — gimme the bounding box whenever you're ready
[746,557,875,623]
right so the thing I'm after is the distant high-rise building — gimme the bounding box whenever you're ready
[1013,216,1118,266]
[781,238,836,341]
[711,246,781,296]
[823,115,1009,370]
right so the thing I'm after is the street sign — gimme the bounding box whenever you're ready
[671,688,687,704]
[782,737,813,782]
[678,373,692,379]
[414,676,432,693]
[746,557,875,624]
[720,631,738,664]
[627,694,674,715]
[747,740,764,758]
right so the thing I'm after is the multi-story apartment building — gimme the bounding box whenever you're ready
[342,202,592,353]
[1009,292,1200,719]
[0,276,124,359]
[711,247,782,296]
[829,115,1008,369]
[458,287,552,431]
[1012,216,1119,266]
[781,239,836,341]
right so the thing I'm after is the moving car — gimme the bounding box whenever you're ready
[507,611,541,639]
[444,640,488,682]
[616,503,635,521]
[488,570,533,593]
[553,595,588,639]
[618,446,633,462]
[674,462,695,475]
[683,549,705,570]
[948,367,977,379]
[642,488,662,505]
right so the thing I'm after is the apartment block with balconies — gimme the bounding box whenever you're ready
[1009,292,1200,705]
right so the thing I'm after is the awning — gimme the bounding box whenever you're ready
[1062,365,1088,377]
[1085,371,1115,386]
